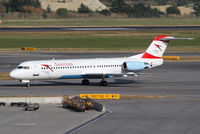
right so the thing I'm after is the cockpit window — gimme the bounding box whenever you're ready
[17,66,30,69]
[17,66,23,69]
[23,66,30,69]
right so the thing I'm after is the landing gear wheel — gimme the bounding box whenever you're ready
[26,83,30,87]
[82,79,90,85]
[100,80,108,86]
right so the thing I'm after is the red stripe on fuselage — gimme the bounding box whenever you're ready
[142,52,162,59]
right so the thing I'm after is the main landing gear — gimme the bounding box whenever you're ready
[81,78,108,86]
[82,79,90,85]
[100,76,108,86]
[100,80,108,86]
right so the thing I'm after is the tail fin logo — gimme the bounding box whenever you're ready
[154,44,162,51]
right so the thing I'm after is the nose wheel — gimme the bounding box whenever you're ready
[26,83,30,87]
[82,79,90,85]
[20,80,31,87]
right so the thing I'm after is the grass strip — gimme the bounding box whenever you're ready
[1,18,200,27]
[0,72,12,80]
[0,30,199,52]
[179,57,200,62]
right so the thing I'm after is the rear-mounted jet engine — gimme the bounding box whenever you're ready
[123,61,150,72]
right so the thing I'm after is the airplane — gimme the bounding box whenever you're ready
[9,35,193,87]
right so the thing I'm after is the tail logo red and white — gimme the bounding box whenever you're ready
[142,35,170,59]
[154,44,162,51]
[129,35,193,59]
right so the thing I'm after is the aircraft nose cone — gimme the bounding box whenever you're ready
[9,69,18,79]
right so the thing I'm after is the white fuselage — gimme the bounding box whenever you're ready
[10,57,163,80]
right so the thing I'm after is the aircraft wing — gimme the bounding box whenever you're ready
[81,72,137,78]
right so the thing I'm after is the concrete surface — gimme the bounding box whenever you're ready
[0,104,101,134]
[0,96,63,104]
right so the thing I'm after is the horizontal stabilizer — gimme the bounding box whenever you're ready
[159,37,194,41]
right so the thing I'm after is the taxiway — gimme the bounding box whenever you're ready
[0,52,200,134]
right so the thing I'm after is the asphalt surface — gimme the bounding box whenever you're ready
[0,52,200,134]
[1,26,200,32]
[77,99,200,134]
[0,52,200,97]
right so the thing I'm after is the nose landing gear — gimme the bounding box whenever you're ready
[26,83,30,87]
[20,80,31,87]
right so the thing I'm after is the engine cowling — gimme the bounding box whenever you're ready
[122,61,150,72]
